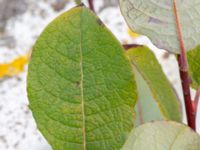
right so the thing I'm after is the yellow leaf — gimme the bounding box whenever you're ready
[0,64,9,78]
[0,54,29,78]
[128,29,139,38]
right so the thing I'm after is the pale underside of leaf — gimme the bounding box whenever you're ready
[120,0,200,53]
[122,121,200,150]
[187,45,200,90]
[27,6,136,150]
[133,67,164,126]
[127,46,181,124]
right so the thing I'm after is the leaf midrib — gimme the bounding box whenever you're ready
[168,127,186,149]
[79,8,86,150]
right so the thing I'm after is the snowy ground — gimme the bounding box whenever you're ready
[0,0,199,150]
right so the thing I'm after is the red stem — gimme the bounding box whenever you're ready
[173,0,196,130]
[88,0,95,12]
[123,44,140,50]
[177,55,196,130]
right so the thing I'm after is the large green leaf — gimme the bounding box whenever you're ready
[187,45,200,89]
[27,5,137,150]
[127,46,181,124]
[119,0,200,54]
[122,121,200,150]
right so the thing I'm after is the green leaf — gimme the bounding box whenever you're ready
[119,0,200,54]
[27,6,137,150]
[122,121,200,150]
[187,45,200,89]
[127,46,181,125]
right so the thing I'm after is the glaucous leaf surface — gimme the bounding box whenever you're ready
[187,45,200,89]
[127,46,181,124]
[122,121,200,150]
[120,0,200,53]
[27,5,137,150]
[133,68,164,126]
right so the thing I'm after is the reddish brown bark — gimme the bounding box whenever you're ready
[88,0,95,12]
[177,55,196,130]
[123,44,140,50]
[173,0,196,130]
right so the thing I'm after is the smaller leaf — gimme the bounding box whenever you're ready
[122,121,200,150]
[127,46,181,124]
[187,45,200,90]
[119,0,200,54]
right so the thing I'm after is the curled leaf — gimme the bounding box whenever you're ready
[127,46,181,125]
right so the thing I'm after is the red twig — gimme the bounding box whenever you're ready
[173,0,196,130]
[177,55,195,130]
[88,0,95,12]
[123,44,140,50]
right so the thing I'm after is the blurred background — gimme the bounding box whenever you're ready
[0,0,199,150]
